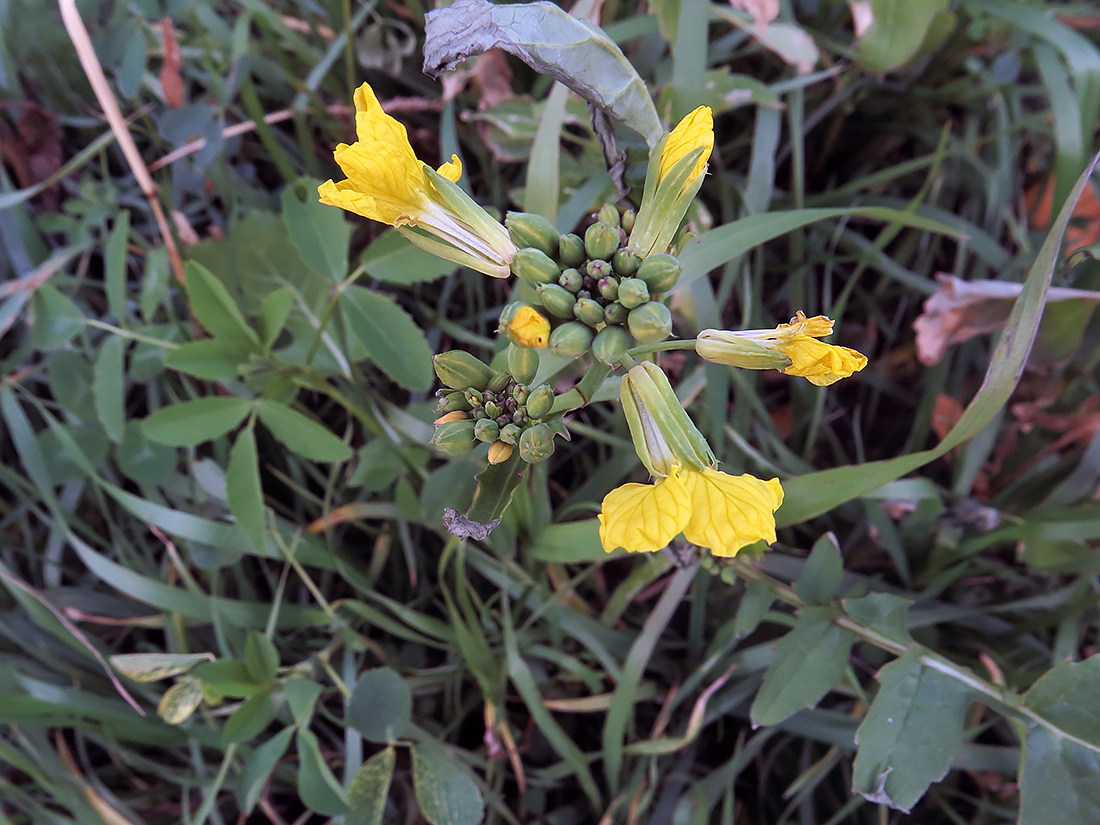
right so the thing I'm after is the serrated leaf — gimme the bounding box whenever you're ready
[164,338,246,380]
[142,397,252,446]
[347,668,412,744]
[793,532,844,605]
[411,740,485,825]
[750,607,854,726]
[281,177,351,282]
[852,648,972,812]
[297,728,349,816]
[341,286,434,392]
[361,230,458,285]
[158,677,205,724]
[111,652,213,682]
[1019,725,1100,825]
[423,0,662,147]
[226,428,265,551]
[92,335,126,443]
[1023,654,1100,747]
[254,399,352,463]
[348,746,396,825]
[184,260,259,347]
[240,727,294,813]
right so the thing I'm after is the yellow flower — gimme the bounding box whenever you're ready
[505,306,550,348]
[657,106,714,188]
[319,83,516,278]
[696,312,868,386]
[599,465,783,557]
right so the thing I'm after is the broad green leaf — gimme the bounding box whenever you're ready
[341,286,433,392]
[297,728,349,816]
[243,631,280,685]
[1019,725,1100,825]
[852,648,973,812]
[730,579,773,641]
[1023,654,1100,747]
[92,334,125,443]
[258,287,296,349]
[362,230,457,285]
[284,678,322,726]
[842,593,912,646]
[142,397,251,446]
[240,727,294,813]
[347,668,412,744]
[527,519,608,562]
[158,677,205,725]
[184,260,259,347]
[281,177,351,283]
[29,284,84,349]
[105,209,130,321]
[423,0,662,147]
[254,399,352,463]
[858,0,948,73]
[226,428,265,551]
[793,532,844,605]
[348,746,396,825]
[411,740,485,825]
[110,653,213,682]
[192,659,264,698]
[750,608,854,726]
[222,690,278,745]
[164,338,245,380]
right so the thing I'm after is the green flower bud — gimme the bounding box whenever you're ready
[487,372,511,393]
[435,389,473,413]
[617,278,650,309]
[536,283,578,319]
[464,388,484,407]
[592,325,631,367]
[621,208,636,233]
[604,302,628,325]
[499,423,522,445]
[597,276,620,301]
[573,297,606,327]
[434,350,495,391]
[519,423,555,463]
[559,233,586,267]
[612,248,639,277]
[507,344,539,385]
[548,321,594,358]
[484,400,502,419]
[584,221,620,261]
[505,211,561,259]
[512,383,531,404]
[628,301,673,344]
[636,253,683,293]
[512,247,561,285]
[586,259,611,280]
[524,384,554,419]
[558,268,583,292]
[474,418,501,443]
[430,420,476,456]
[512,409,529,426]
[597,203,621,228]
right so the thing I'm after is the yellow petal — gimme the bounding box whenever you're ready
[437,154,462,182]
[658,106,714,184]
[598,471,691,553]
[680,468,783,557]
[506,306,550,348]
[329,139,427,224]
[778,337,868,386]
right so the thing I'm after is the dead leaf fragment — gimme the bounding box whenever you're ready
[730,0,778,32]
[159,19,185,108]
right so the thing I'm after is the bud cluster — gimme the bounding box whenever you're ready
[505,207,681,365]
[430,350,559,464]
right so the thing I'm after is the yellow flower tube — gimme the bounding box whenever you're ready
[319,83,517,278]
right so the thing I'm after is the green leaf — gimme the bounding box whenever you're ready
[1018,725,1100,825]
[793,532,844,605]
[858,0,948,73]
[158,677,205,725]
[164,338,246,380]
[842,593,912,646]
[1023,654,1100,747]
[243,631,280,685]
[341,286,434,392]
[239,727,294,813]
[362,230,459,285]
[226,428,265,551]
[192,659,264,698]
[527,519,607,563]
[29,284,84,349]
[223,690,278,745]
[284,678,323,727]
[92,334,126,443]
[254,399,352,463]
[142,397,252,446]
[348,746,396,825]
[110,652,213,682]
[296,728,349,816]
[411,740,485,825]
[281,177,351,283]
[347,668,412,744]
[852,648,973,812]
[258,287,296,349]
[184,260,259,347]
[731,579,773,641]
[750,608,854,726]
[105,209,130,322]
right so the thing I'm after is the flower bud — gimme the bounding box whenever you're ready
[512,384,530,405]
[619,361,715,476]
[434,410,468,426]
[505,212,561,259]
[430,419,476,456]
[499,423,522,444]
[484,400,502,419]
[519,423,555,463]
[512,409,529,426]
[597,276,619,301]
[503,304,550,348]
[573,297,606,328]
[612,249,639,277]
[464,388,484,407]
[635,254,682,294]
[524,384,554,419]
[435,389,472,412]
[617,278,650,309]
[586,260,611,280]
[434,350,495,391]
[559,233,586,267]
[597,203,621,228]
[628,301,673,344]
[536,283,578,319]
[621,209,635,233]
[548,321,594,358]
[558,268,583,293]
[592,325,631,367]
[507,345,538,385]
[584,221,620,261]
[473,418,501,443]
[488,372,511,392]
[487,440,513,464]
[512,247,561,285]
[604,302,628,325]
[695,330,792,370]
